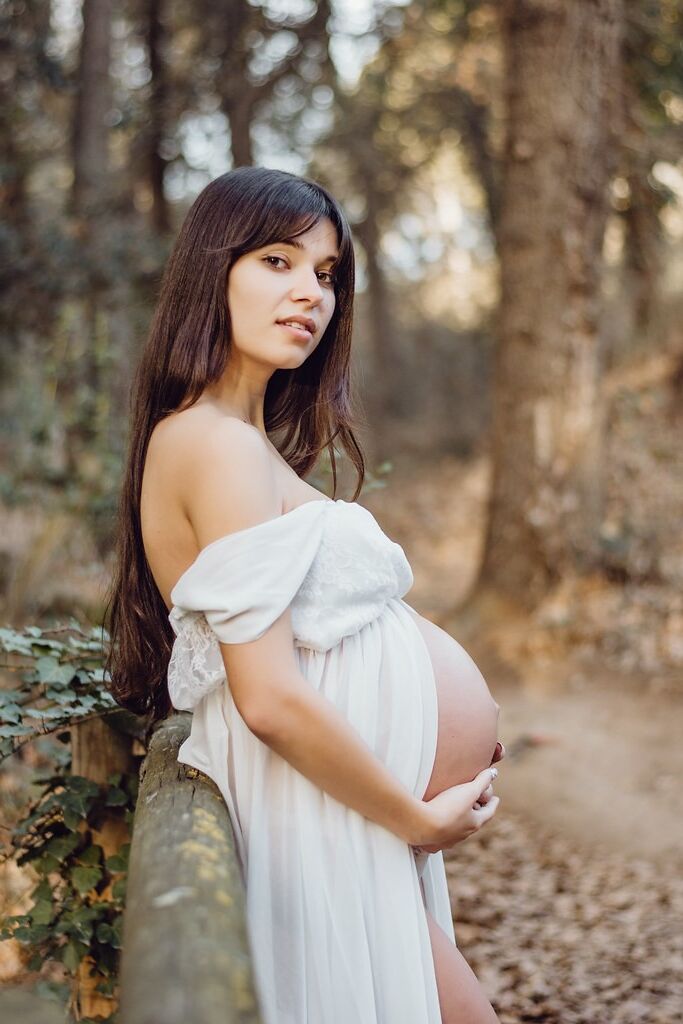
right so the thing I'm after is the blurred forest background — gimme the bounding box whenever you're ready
[1,0,683,1021]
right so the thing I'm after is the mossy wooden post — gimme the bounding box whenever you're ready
[119,713,262,1024]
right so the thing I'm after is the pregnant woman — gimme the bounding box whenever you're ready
[105,167,503,1023]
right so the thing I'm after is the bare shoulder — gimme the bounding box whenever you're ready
[149,404,280,549]
[149,403,268,466]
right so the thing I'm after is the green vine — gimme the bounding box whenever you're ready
[0,622,123,761]
[0,623,147,1020]
[0,770,137,1016]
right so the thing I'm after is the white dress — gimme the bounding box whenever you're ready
[167,498,455,1024]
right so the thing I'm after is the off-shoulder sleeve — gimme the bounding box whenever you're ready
[170,501,330,643]
[166,501,330,711]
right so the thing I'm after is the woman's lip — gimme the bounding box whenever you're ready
[278,322,313,341]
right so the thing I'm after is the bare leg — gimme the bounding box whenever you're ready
[425,909,500,1024]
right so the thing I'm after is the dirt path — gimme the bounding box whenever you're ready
[467,650,683,866]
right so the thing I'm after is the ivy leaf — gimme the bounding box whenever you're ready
[33,880,53,902]
[105,787,128,807]
[74,694,99,709]
[69,908,97,943]
[105,844,130,872]
[112,877,127,902]
[0,629,35,653]
[67,777,101,799]
[45,834,81,862]
[25,706,70,719]
[31,900,53,926]
[35,853,61,875]
[110,913,123,949]
[61,939,86,972]
[46,687,72,700]
[71,864,103,895]
[0,689,23,705]
[0,723,34,736]
[61,794,88,830]
[35,656,61,682]
[78,844,103,867]
[56,665,79,686]
[14,923,51,943]
[96,922,113,944]
[0,703,23,723]
[62,806,83,831]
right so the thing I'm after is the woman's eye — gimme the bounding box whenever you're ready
[263,255,334,285]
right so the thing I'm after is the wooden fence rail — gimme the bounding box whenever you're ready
[119,713,263,1024]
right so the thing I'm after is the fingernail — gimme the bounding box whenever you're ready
[490,767,498,779]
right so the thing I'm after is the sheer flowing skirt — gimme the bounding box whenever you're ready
[178,597,454,1024]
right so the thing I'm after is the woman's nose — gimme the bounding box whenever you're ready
[290,269,324,303]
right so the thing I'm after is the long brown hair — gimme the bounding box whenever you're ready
[103,167,365,722]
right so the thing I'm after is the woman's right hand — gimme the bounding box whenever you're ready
[411,767,500,855]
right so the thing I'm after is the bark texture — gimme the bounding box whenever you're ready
[479,0,623,606]
[72,0,113,216]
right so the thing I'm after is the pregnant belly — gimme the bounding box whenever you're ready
[409,612,500,802]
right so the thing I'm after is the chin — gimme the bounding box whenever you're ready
[276,348,312,370]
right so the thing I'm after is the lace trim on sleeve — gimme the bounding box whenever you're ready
[167,611,225,712]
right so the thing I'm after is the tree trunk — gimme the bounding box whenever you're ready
[477,0,623,608]
[355,208,399,419]
[146,0,170,234]
[225,93,254,167]
[67,0,114,467]
[72,0,113,216]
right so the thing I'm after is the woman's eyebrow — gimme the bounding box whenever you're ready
[277,237,339,263]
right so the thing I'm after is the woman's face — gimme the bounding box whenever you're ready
[226,216,339,373]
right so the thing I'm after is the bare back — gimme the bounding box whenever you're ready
[140,400,329,610]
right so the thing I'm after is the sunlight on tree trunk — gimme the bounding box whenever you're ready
[477,0,623,610]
